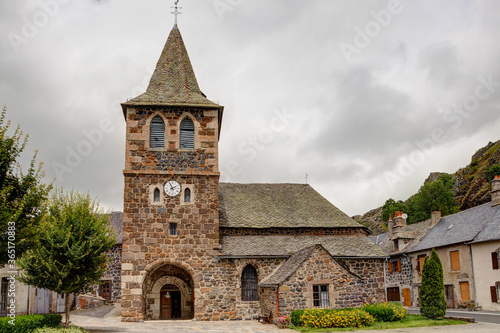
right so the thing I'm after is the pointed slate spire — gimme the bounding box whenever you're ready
[125,25,219,107]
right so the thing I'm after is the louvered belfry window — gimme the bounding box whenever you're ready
[180,118,194,149]
[241,265,258,301]
[150,116,165,148]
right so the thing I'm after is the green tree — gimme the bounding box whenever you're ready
[420,249,447,319]
[381,198,406,221]
[407,174,458,223]
[0,106,51,266]
[486,164,500,182]
[18,189,115,328]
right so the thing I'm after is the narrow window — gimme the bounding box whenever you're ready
[150,116,165,148]
[180,118,194,149]
[450,251,460,271]
[241,265,258,301]
[313,285,329,308]
[0,278,8,312]
[490,286,498,302]
[460,281,470,301]
[184,188,191,203]
[154,188,160,203]
[169,223,177,236]
[492,252,499,270]
[393,240,399,251]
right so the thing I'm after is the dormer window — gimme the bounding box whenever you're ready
[180,118,194,149]
[150,116,165,148]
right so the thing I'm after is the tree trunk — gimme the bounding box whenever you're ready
[65,293,70,328]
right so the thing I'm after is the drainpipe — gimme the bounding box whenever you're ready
[468,243,477,306]
[383,258,389,302]
[27,285,31,315]
[275,287,279,319]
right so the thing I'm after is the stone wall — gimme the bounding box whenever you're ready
[106,244,122,300]
[385,255,413,304]
[275,247,384,317]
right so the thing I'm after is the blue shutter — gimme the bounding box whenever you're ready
[150,116,165,148]
[180,118,194,149]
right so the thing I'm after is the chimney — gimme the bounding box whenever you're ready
[431,211,441,225]
[388,214,394,238]
[492,175,500,207]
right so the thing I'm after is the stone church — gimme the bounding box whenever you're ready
[117,22,386,322]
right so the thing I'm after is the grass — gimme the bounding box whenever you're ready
[290,314,467,332]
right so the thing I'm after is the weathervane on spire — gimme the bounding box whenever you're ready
[171,0,182,25]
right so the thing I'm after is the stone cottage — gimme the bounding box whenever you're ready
[118,22,386,322]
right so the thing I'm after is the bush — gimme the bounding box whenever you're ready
[363,302,407,322]
[300,308,375,329]
[0,314,62,333]
[291,309,305,326]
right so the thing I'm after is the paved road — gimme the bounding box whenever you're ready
[408,307,500,324]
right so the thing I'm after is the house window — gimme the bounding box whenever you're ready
[169,223,177,236]
[150,116,165,148]
[450,251,460,271]
[389,260,401,273]
[180,118,194,149]
[0,278,8,313]
[417,255,426,275]
[313,285,329,308]
[490,285,499,303]
[460,281,470,301]
[241,265,258,301]
[492,252,499,270]
[184,188,191,203]
[154,188,160,203]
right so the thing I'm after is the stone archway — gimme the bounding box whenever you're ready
[143,264,194,320]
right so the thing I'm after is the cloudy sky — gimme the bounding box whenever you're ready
[1,0,500,217]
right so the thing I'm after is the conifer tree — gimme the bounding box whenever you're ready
[18,189,116,328]
[420,249,447,318]
[0,106,51,266]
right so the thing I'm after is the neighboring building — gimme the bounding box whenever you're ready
[408,202,496,308]
[469,176,500,311]
[118,22,386,322]
[370,212,435,306]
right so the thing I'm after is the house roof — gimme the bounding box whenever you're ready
[108,211,123,244]
[123,25,220,108]
[373,219,433,255]
[409,202,496,252]
[218,183,365,229]
[471,206,500,243]
[259,245,318,286]
[220,235,387,257]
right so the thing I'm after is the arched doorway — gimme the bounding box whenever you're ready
[160,284,181,319]
[143,264,194,320]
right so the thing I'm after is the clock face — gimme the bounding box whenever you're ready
[164,181,181,197]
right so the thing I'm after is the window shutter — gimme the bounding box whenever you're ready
[388,262,393,273]
[180,118,194,149]
[396,260,401,272]
[492,252,499,270]
[450,251,460,271]
[491,286,498,302]
[150,116,165,148]
[419,256,426,275]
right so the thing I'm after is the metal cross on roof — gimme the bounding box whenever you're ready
[171,0,182,25]
[305,173,309,184]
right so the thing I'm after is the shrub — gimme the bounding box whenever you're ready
[290,309,305,326]
[300,308,375,329]
[420,249,447,319]
[363,302,407,322]
[0,314,62,333]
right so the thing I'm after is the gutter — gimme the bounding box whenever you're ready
[333,256,388,259]
[383,257,388,302]
[218,255,290,259]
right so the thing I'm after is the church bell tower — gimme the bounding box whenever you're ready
[120,20,223,321]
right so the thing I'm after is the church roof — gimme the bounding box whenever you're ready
[220,235,387,257]
[123,25,221,108]
[218,183,365,229]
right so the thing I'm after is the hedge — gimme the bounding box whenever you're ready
[363,302,407,322]
[0,314,62,333]
[299,308,375,329]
